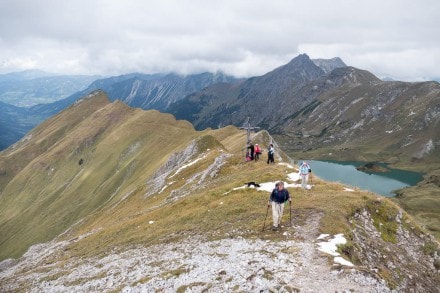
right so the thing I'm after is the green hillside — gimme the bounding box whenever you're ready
[0,91,438,291]
[0,91,200,259]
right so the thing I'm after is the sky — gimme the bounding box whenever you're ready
[0,0,439,81]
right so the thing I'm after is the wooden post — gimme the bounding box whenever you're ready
[239,117,260,148]
[239,117,260,161]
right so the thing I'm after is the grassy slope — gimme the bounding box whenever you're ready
[52,130,408,264]
[392,169,440,239]
[0,91,436,265]
[0,92,199,260]
[275,80,440,239]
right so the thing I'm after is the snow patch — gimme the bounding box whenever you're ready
[287,172,300,182]
[278,162,294,169]
[256,181,304,192]
[317,233,346,256]
[227,170,309,194]
[413,139,434,159]
[351,119,364,130]
[170,155,207,178]
[334,256,354,267]
[317,234,330,240]
[351,97,363,105]
[343,188,355,192]
[316,234,354,267]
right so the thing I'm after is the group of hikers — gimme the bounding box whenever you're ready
[265,161,312,231]
[263,157,312,230]
[244,140,312,231]
[245,142,274,164]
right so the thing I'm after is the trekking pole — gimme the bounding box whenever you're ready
[289,200,292,226]
[262,204,269,231]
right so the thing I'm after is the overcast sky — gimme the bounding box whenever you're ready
[0,0,438,81]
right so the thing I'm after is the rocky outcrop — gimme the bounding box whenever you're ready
[312,57,347,74]
[350,205,440,291]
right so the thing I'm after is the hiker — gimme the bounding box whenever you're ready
[247,142,255,160]
[299,161,311,189]
[267,144,274,164]
[254,144,261,161]
[268,181,291,230]
[245,150,251,162]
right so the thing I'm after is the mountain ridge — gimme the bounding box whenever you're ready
[166,56,439,169]
[0,71,239,151]
[0,91,438,291]
[168,53,327,130]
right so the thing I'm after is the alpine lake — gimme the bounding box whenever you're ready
[308,160,424,197]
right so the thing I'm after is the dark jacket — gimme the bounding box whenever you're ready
[269,188,290,204]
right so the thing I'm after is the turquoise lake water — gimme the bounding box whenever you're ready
[307,160,424,197]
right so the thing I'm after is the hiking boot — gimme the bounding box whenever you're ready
[271,226,278,231]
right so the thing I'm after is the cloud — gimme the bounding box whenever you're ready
[0,0,439,81]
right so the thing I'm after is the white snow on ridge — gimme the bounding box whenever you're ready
[317,233,346,256]
[278,162,295,169]
[287,172,300,182]
[317,234,330,240]
[256,181,304,192]
[334,256,354,267]
[169,154,207,178]
[227,170,309,193]
[316,234,354,267]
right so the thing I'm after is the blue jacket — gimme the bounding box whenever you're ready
[299,163,310,175]
[269,188,290,204]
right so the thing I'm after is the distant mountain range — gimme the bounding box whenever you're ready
[1,54,438,168]
[168,54,346,130]
[0,70,98,107]
[167,54,439,166]
[84,71,239,110]
[0,71,238,150]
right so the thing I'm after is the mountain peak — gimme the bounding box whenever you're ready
[312,57,347,74]
[286,53,312,66]
[327,66,381,84]
[264,53,324,80]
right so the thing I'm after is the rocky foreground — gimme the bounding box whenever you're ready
[1,212,393,292]
[2,208,439,292]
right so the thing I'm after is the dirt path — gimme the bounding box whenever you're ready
[0,210,390,292]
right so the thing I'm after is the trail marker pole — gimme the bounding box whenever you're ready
[262,204,270,231]
[239,117,260,159]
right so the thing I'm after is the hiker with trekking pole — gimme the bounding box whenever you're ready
[264,181,291,231]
